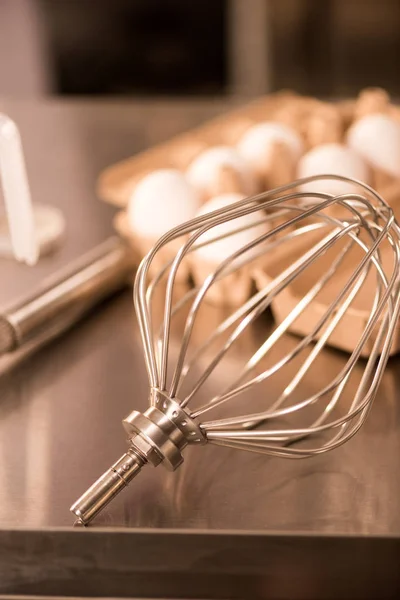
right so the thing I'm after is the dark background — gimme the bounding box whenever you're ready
[1,0,400,98]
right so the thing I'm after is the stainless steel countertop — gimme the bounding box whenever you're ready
[1,97,400,598]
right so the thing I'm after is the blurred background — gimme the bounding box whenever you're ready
[1,0,400,99]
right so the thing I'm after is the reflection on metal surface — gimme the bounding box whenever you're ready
[2,285,400,535]
[25,386,51,525]
[72,175,400,525]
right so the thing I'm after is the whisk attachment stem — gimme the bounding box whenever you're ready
[70,392,205,525]
[70,449,144,525]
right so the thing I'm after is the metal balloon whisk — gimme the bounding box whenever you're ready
[71,175,400,525]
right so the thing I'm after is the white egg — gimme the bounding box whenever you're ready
[347,113,400,178]
[297,143,370,195]
[186,146,256,198]
[127,169,200,239]
[237,121,304,174]
[194,193,269,263]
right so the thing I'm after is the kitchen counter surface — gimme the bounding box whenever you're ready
[0,97,399,599]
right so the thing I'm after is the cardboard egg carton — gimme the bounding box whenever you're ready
[97,88,400,355]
